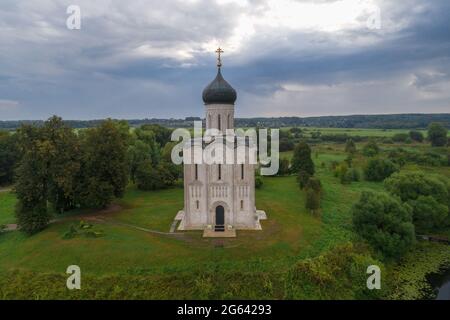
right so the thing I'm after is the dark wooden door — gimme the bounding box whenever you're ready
[215,205,225,226]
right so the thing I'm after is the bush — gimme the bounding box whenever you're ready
[392,133,409,143]
[362,140,380,157]
[384,172,449,231]
[345,139,357,154]
[409,130,424,142]
[285,243,384,299]
[352,191,415,259]
[297,170,310,189]
[291,141,315,175]
[15,201,51,235]
[428,123,448,147]
[364,158,398,182]
[408,196,448,233]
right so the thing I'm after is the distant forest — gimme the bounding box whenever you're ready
[1,113,449,130]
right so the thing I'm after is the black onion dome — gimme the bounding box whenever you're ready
[202,69,237,105]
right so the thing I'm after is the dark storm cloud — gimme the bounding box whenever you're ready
[0,0,449,120]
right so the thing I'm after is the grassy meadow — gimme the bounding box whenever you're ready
[0,127,449,299]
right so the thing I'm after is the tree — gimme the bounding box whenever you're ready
[364,158,399,182]
[345,139,357,154]
[427,123,448,147]
[384,172,449,231]
[0,131,18,186]
[408,196,448,233]
[305,178,322,215]
[352,192,415,258]
[362,140,380,157]
[42,116,81,213]
[14,125,51,234]
[384,172,448,204]
[79,120,129,208]
[291,141,315,175]
[128,140,151,183]
[409,130,424,142]
[297,170,310,189]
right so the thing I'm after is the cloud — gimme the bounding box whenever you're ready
[0,0,449,120]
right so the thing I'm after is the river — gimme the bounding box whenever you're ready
[427,267,450,300]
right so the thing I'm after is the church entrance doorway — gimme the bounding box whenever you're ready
[215,205,225,232]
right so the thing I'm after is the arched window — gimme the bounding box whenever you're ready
[241,164,244,180]
[218,164,222,180]
[196,200,199,210]
[227,114,231,129]
[218,114,221,131]
[195,164,198,180]
[240,200,244,210]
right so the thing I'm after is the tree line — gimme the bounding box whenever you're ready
[1,116,180,234]
[2,113,450,130]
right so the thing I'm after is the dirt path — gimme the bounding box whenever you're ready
[0,188,12,193]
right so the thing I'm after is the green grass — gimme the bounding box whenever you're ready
[0,136,448,299]
[0,191,16,225]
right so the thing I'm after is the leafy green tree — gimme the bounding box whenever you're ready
[364,158,399,182]
[14,125,51,234]
[409,130,424,142]
[427,123,448,147]
[297,170,310,189]
[408,196,448,233]
[384,172,449,230]
[345,139,357,154]
[128,140,151,183]
[42,116,81,213]
[0,131,18,186]
[79,120,129,208]
[291,141,315,175]
[384,172,448,204]
[362,140,380,157]
[305,188,321,214]
[352,191,415,258]
[305,177,322,214]
[135,159,163,190]
[392,133,409,143]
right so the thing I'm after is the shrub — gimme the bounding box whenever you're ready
[364,158,398,182]
[362,140,380,157]
[291,141,315,175]
[409,130,424,142]
[352,191,415,259]
[392,133,409,143]
[297,170,310,189]
[408,196,448,233]
[285,243,384,299]
[428,123,448,147]
[345,139,357,154]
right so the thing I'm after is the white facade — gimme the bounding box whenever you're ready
[176,73,266,234]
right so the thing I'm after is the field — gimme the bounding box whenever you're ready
[0,127,449,299]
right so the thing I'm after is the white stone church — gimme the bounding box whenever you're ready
[175,49,266,237]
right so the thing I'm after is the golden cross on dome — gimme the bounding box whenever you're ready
[215,47,224,68]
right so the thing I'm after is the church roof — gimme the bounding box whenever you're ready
[202,68,237,105]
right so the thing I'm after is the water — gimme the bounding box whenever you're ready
[427,267,450,300]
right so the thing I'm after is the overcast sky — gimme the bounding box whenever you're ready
[0,0,449,120]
